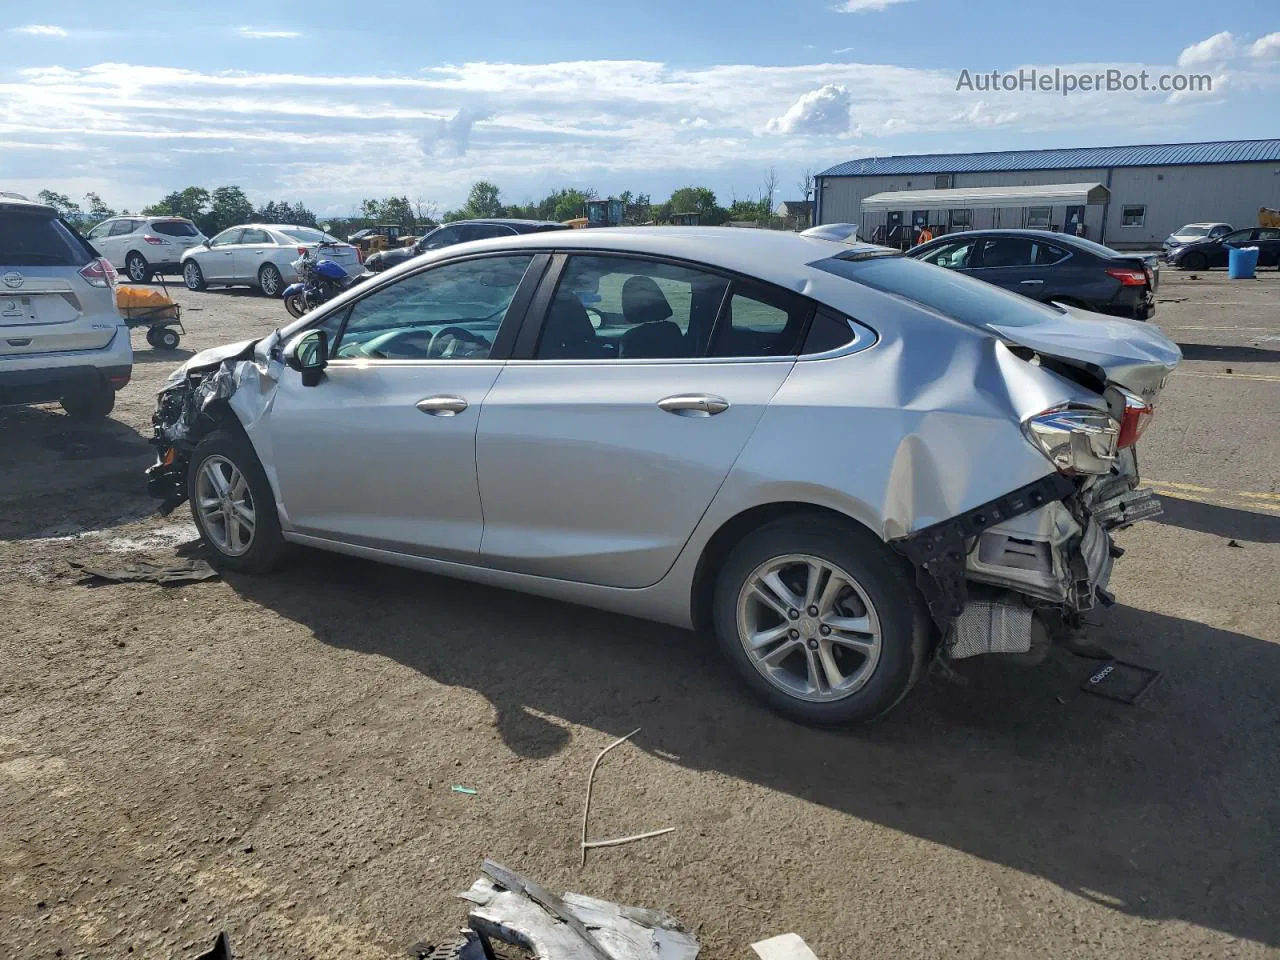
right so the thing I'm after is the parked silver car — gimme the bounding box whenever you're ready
[180,225,359,296]
[1,195,132,419]
[146,228,1180,724]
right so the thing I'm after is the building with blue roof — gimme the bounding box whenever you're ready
[814,140,1280,248]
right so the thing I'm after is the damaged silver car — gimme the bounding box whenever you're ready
[146,228,1180,725]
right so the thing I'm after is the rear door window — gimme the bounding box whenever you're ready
[1033,243,1070,265]
[240,229,272,245]
[0,211,93,267]
[977,237,1036,268]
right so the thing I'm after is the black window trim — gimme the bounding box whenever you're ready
[296,249,551,364]
[509,248,821,363]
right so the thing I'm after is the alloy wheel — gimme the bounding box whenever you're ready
[195,455,257,556]
[183,262,202,290]
[260,265,281,297]
[128,254,148,282]
[735,554,882,703]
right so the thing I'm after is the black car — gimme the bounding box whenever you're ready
[1165,226,1280,271]
[363,218,569,272]
[907,229,1158,320]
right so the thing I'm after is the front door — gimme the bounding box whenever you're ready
[476,253,806,588]
[267,253,542,561]
[202,228,243,281]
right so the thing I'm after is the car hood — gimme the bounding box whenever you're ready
[164,337,259,384]
[990,307,1181,401]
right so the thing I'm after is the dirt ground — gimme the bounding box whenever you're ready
[2,267,1278,959]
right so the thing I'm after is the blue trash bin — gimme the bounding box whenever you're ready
[1228,245,1259,279]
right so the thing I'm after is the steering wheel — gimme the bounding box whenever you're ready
[428,326,490,358]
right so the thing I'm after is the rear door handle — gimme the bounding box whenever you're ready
[1019,279,1044,285]
[416,395,468,416]
[657,394,729,417]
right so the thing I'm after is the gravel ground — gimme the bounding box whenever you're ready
[2,267,1278,959]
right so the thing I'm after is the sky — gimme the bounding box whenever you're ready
[1,0,1277,218]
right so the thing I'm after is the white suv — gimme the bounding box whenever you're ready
[0,196,132,419]
[86,215,207,283]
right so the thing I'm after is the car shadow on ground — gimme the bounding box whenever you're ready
[1153,497,1280,543]
[0,404,155,540]
[227,550,1280,947]
[131,347,195,365]
[1175,343,1280,364]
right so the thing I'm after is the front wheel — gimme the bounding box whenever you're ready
[125,251,153,284]
[183,260,206,290]
[712,515,930,726]
[283,292,308,318]
[1180,251,1207,271]
[147,326,181,350]
[188,429,288,573]
[258,263,283,297]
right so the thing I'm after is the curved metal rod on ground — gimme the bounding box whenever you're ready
[580,728,675,865]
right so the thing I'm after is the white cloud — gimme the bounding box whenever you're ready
[833,0,912,11]
[421,106,492,157]
[765,84,853,135]
[1177,31,1235,66]
[1248,32,1280,59]
[833,47,856,54]
[11,24,68,37]
[237,27,301,39]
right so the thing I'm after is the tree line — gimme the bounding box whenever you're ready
[34,186,319,237]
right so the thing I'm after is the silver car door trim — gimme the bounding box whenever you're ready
[657,394,730,416]
[1020,279,1045,285]
[416,395,469,416]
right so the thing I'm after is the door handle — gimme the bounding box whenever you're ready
[416,395,468,416]
[657,394,729,417]
[1019,279,1044,285]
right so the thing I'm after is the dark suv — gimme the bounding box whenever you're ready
[363,219,569,272]
[907,229,1158,320]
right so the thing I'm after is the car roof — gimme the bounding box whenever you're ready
[1177,222,1229,228]
[0,195,57,216]
[442,218,567,228]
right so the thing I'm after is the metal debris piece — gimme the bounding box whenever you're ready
[580,728,674,866]
[751,933,820,960]
[459,860,699,960]
[69,558,219,586]
[193,931,233,960]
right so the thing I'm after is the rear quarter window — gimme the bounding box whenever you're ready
[0,211,93,267]
[818,254,1058,329]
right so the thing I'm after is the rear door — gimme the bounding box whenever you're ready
[233,228,276,280]
[968,236,1046,297]
[0,207,119,359]
[475,252,807,588]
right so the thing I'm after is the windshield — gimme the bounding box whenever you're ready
[1174,225,1210,237]
[282,228,340,244]
[150,220,200,238]
[817,253,1059,329]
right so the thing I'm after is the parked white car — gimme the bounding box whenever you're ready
[85,216,207,283]
[180,225,359,297]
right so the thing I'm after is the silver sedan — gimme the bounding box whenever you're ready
[180,224,359,296]
[147,228,1180,725]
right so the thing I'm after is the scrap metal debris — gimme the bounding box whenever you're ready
[751,933,821,960]
[580,728,675,866]
[69,558,219,586]
[458,860,699,960]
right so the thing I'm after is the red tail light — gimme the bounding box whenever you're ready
[143,234,167,245]
[1105,267,1147,287]
[79,257,117,288]
[1117,392,1154,448]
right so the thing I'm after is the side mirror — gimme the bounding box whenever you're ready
[284,329,328,387]
[202,239,211,247]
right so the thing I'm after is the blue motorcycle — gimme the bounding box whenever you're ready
[282,243,371,318]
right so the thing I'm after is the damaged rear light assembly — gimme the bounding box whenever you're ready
[1023,406,1119,475]
[78,257,117,288]
[1116,389,1155,449]
[1104,266,1148,286]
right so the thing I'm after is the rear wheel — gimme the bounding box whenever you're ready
[283,291,308,318]
[1180,251,1207,271]
[712,516,929,726]
[147,326,181,350]
[125,251,153,283]
[258,263,283,297]
[60,379,116,421]
[188,429,287,573]
[183,260,206,291]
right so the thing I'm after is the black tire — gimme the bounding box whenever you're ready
[711,515,930,726]
[125,251,153,284]
[183,260,206,291]
[283,292,307,319]
[145,327,161,348]
[153,327,181,350]
[1180,251,1207,271]
[258,263,284,298]
[187,428,288,573]
[60,379,116,420]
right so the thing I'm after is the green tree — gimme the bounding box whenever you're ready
[256,199,318,227]
[37,189,81,219]
[144,186,210,222]
[205,186,254,235]
[462,181,503,219]
[356,196,417,229]
[83,192,115,224]
[665,186,727,225]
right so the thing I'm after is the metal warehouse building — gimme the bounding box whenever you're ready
[814,139,1280,249]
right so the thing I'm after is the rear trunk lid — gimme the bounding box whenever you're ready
[989,305,1180,402]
